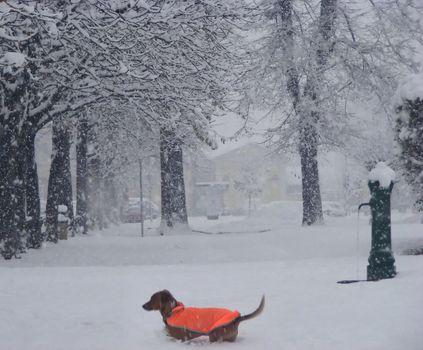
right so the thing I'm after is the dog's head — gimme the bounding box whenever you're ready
[143,290,178,318]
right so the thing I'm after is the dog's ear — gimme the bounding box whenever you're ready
[161,289,172,296]
[159,290,175,304]
[159,290,177,318]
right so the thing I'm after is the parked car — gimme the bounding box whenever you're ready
[322,201,347,217]
[122,199,159,223]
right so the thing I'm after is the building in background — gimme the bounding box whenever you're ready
[184,143,293,215]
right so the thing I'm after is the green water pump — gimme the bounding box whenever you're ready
[359,162,397,281]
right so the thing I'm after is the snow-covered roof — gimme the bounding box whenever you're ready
[394,71,423,107]
[368,162,396,188]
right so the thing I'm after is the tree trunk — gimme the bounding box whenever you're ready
[76,114,88,234]
[0,125,32,256]
[298,0,337,225]
[23,127,43,248]
[299,119,324,225]
[160,135,172,228]
[278,0,321,224]
[0,69,30,258]
[277,0,300,108]
[98,179,105,230]
[159,128,188,233]
[14,134,27,251]
[87,153,101,230]
[0,124,21,259]
[45,118,74,242]
[316,0,337,67]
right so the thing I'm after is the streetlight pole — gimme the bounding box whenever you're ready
[139,159,144,237]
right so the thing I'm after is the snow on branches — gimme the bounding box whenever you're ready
[249,0,423,153]
[0,0,255,258]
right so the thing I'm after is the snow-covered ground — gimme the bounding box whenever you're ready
[1,201,422,350]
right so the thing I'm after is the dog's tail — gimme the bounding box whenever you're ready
[238,295,265,323]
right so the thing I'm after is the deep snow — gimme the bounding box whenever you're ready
[1,201,422,350]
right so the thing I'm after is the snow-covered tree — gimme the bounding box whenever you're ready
[49,0,254,234]
[114,0,254,232]
[0,2,66,258]
[0,0,131,257]
[395,72,423,214]
[1,0,254,257]
[246,0,423,226]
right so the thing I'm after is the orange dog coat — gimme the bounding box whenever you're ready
[166,303,240,334]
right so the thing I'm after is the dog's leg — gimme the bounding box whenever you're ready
[209,323,239,342]
[223,327,238,342]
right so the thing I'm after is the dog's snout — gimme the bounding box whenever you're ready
[143,302,151,310]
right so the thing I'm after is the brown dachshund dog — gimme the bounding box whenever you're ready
[143,290,264,342]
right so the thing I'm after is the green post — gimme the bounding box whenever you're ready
[366,163,397,281]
